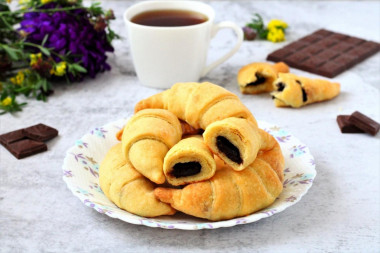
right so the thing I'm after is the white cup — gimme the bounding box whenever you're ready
[124,0,243,89]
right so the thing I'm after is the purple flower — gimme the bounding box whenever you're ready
[20,3,114,79]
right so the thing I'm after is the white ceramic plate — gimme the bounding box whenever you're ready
[63,118,316,230]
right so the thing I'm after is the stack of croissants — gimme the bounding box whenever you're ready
[99,82,285,221]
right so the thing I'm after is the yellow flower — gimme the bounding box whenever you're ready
[51,61,67,76]
[41,0,53,4]
[10,71,25,85]
[267,19,288,31]
[267,28,286,43]
[1,97,12,107]
[30,53,42,66]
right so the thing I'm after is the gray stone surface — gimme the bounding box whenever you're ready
[0,1,379,252]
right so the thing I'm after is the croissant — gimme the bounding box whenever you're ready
[271,73,340,108]
[237,62,289,94]
[134,82,257,129]
[154,157,283,221]
[163,135,216,186]
[116,120,202,141]
[121,109,182,184]
[203,117,284,180]
[99,143,176,217]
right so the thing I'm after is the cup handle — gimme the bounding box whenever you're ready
[201,21,243,77]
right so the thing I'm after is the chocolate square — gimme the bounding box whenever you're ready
[318,62,346,78]
[6,139,47,159]
[337,115,364,134]
[329,42,352,53]
[349,111,380,136]
[0,129,26,146]
[23,123,58,142]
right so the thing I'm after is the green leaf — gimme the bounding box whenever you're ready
[39,46,50,56]
[41,34,49,47]
[246,23,262,30]
[71,63,87,73]
[0,91,8,100]
[41,78,48,91]
[1,44,19,60]
[258,29,268,39]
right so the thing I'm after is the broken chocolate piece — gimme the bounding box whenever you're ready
[349,111,380,136]
[267,29,380,78]
[0,123,57,159]
[171,162,202,178]
[0,129,26,146]
[6,139,47,159]
[23,123,58,142]
[337,115,364,133]
[216,136,242,164]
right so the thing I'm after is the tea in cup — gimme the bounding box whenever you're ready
[124,1,243,88]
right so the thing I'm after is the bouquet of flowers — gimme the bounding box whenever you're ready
[0,0,118,114]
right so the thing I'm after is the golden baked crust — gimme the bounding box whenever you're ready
[121,109,182,184]
[203,117,284,181]
[154,157,283,221]
[237,62,289,94]
[134,82,257,129]
[99,143,176,217]
[271,73,340,108]
[163,135,216,186]
[203,117,261,172]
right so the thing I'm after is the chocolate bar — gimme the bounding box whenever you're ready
[267,29,380,78]
[349,111,380,136]
[336,115,364,134]
[6,139,47,159]
[23,123,58,142]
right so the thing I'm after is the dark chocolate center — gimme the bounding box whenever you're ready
[301,87,308,102]
[276,82,285,91]
[246,73,266,86]
[296,81,308,102]
[216,136,242,164]
[171,162,201,178]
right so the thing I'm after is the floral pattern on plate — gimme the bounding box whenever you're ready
[63,119,316,230]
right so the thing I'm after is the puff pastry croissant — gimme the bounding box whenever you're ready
[99,143,176,217]
[134,82,257,129]
[271,73,340,108]
[163,135,216,186]
[237,62,289,94]
[121,109,182,184]
[154,157,283,221]
[203,117,284,181]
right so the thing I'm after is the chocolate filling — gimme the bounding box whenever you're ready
[301,87,308,102]
[216,136,242,164]
[276,82,285,91]
[171,162,201,178]
[296,81,308,102]
[246,73,266,86]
